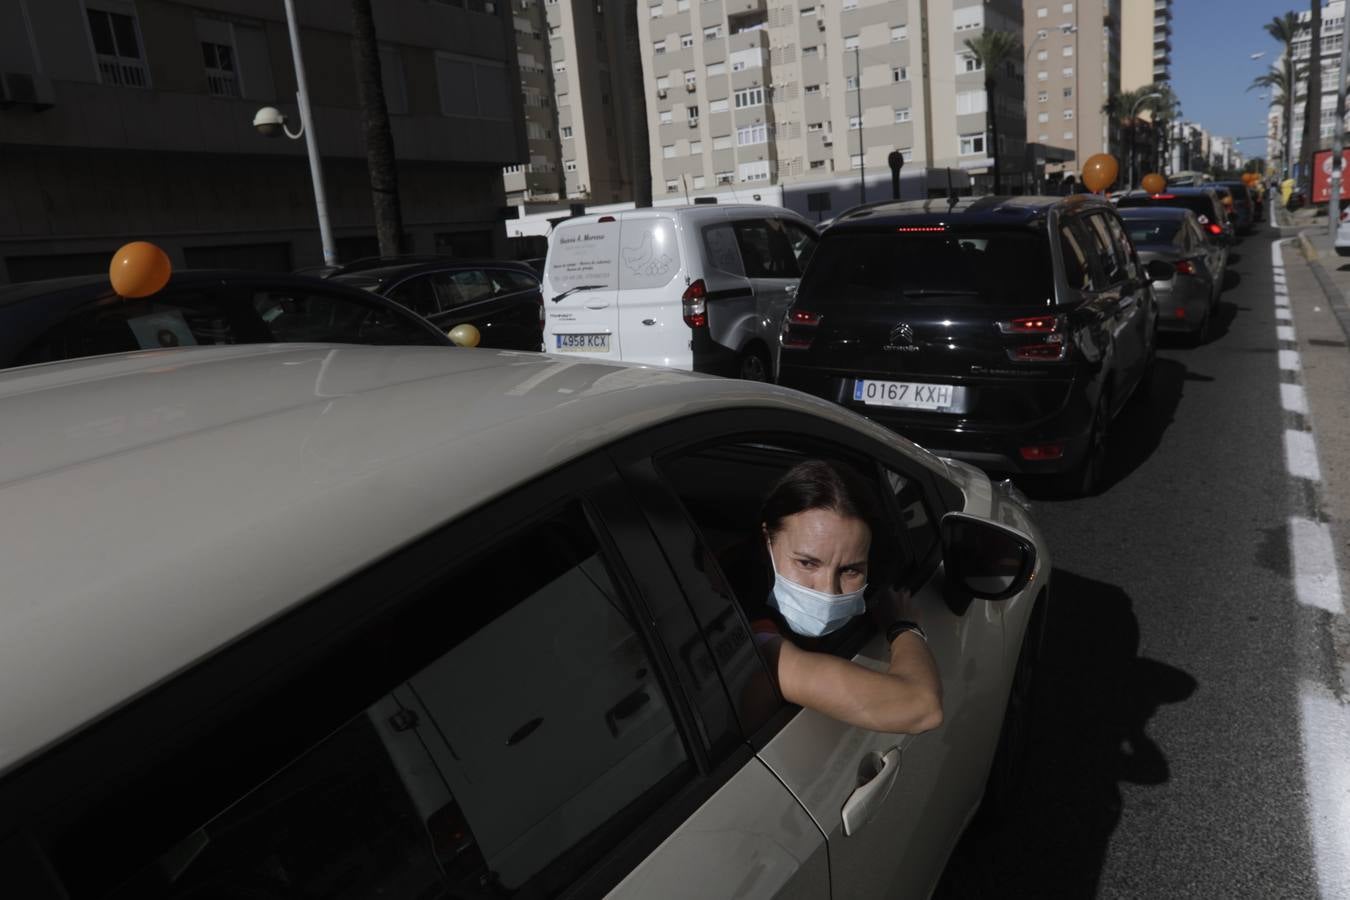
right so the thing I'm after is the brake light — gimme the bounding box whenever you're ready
[682,279,707,328]
[997,315,1059,334]
[1011,342,1068,361]
[537,295,545,328]
[1019,442,1065,461]
[1000,313,1068,361]
[782,309,822,349]
[1152,193,1176,199]
[1206,223,1223,236]
[896,226,948,233]
[1175,260,1196,275]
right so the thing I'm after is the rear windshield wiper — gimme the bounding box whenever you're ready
[551,284,609,304]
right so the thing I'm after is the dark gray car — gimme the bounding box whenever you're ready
[1118,207,1219,344]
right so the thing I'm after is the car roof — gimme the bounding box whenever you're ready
[825,194,1113,231]
[1117,206,1193,220]
[555,204,811,228]
[0,345,948,777]
[330,258,539,288]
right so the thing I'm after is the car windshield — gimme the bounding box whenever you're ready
[1123,220,1182,245]
[1116,194,1216,223]
[797,229,1055,307]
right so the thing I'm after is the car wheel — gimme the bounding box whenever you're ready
[738,348,771,382]
[1052,396,1109,498]
[1188,308,1212,347]
[974,595,1046,829]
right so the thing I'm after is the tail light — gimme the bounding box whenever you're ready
[997,314,1068,362]
[1175,260,1196,276]
[537,295,545,328]
[1151,193,1176,199]
[1206,223,1223,236]
[682,279,707,328]
[782,309,822,349]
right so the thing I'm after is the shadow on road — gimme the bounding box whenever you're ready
[934,569,1197,899]
[1099,357,1187,492]
[1222,269,1242,291]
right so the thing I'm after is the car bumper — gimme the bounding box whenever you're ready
[1152,278,1210,331]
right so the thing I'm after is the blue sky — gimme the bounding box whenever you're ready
[1170,0,1318,159]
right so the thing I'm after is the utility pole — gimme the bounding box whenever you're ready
[855,47,864,205]
[282,0,336,267]
[1331,14,1349,237]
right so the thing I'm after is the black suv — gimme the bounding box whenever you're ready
[777,195,1170,495]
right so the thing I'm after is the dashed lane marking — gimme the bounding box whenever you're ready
[1290,516,1344,614]
[1286,428,1323,482]
[1279,325,1297,342]
[1280,348,1302,370]
[1282,382,1310,415]
[1300,680,1350,898]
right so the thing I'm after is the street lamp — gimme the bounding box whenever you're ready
[1025,22,1077,66]
[252,0,336,268]
[1126,92,1162,188]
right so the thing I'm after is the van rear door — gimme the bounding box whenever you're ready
[543,218,622,360]
[614,213,690,370]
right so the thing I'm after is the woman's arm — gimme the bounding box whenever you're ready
[771,633,943,734]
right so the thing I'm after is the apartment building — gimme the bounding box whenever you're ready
[0,0,524,282]
[1274,0,1347,170]
[503,0,635,205]
[638,0,1025,199]
[1120,0,1170,92]
[1023,0,1120,179]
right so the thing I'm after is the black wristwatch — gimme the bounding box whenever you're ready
[886,619,927,645]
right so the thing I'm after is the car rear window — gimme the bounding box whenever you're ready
[1122,219,1182,245]
[797,228,1054,307]
[1116,195,1216,223]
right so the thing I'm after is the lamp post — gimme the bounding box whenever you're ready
[252,0,336,267]
[1330,16,1350,238]
[1126,92,1162,189]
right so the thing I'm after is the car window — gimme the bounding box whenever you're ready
[702,222,746,276]
[1059,223,1093,292]
[884,467,939,579]
[1084,215,1127,285]
[104,503,691,899]
[1104,215,1136,268]
[492,268,539,294]
[732,219,800,278]
[387,275,441,317]
[781,220,819,271]
[1122,219,1182,246]
[657,440,908,658]
[433,270,495,308]
[255,289,441,345]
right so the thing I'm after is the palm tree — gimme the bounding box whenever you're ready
[963,31,1020,194]
[1148,83,1179,174]
[1265,12,1302,179]
[1300,2,1321,194]
[350,0,403,256]
[1104,88,1161,187]
[1250,64,1305,177]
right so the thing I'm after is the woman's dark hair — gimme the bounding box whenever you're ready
[761,459,884,540]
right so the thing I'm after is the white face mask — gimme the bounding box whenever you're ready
[767,546,867,637]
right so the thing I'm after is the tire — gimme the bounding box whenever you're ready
[1187,308,1211,347]
[1049,396,1109,498]
[974,596,1046,829]
[738,348,771,382]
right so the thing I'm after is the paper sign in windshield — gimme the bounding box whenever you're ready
[127,310,197,349]
[548,226,620,291]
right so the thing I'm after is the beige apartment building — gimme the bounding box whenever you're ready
[0,0,525,282]
[638,0,1025,199]
[1120,0,1171,92]
[1023,0,1121,182]
[503,0,636,206]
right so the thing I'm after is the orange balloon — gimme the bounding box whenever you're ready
[1082,154,1120,193]
[1141,173,1166,195]
[109,241,172,298]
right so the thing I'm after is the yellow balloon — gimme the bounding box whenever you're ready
[109,241,172,298]
[1141,173,1166,195]
[448,323,481,348]
[1082,154,1120,193]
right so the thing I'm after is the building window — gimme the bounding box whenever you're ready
[739,160,771,181]
[804,83,821,94]
[733,86,764,107]
[564,160,578,171]
[843,0,857,8]
[894,107,910,122]
[678,0,689,9]
[660,109,673,123]
[1036,49,1047,61]
[690,140,703,153]
[1036,6,1047,17]
[1063,86,1073,98]
[650,3,662,17]
[666,179,680,193]
[1063,109,1073,119]
[201,41,239,97]
[845,74,858,90]
[810,159,826,169]
[845,114,859,129]
[716,170,734,184]
[681,33,694,48]
[710,97,729,112]
[707,61,725,75]
[891,24,907,41]
[850,153,863,169]
[958,132,985,155]
[807,121,823,131]
[657,75,671,90]
[956,90,986,115]
[1063,130,1073,140]
[1062,45,1073,57]
[87,7,149,87]
[663,144,677,158]
[1037,111,1049,123]
[687,105,699,123]
[704,25,721,40]
[713,134,732,150]
[1037,70,1048,81]
[1061,66,1073,77]
[685,70,697,87]
[897,147,912,162]
[892,66,908,82]
[953,7,983,31]
[844,34,859,50]
[561,125,573,138]
[801,5,816,15]
[1037,90,1048,102]
[654,40,666,54]
[690,174,705,188]
[737,124,769,144]
[959,52,983,73]
[1062,2,1073,11]
[803,45,818,56]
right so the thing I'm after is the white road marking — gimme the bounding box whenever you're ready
[1280,349,1302,371]
[1299,680,1350,899]
[1278,307,1294,321]
[1282,383,1309,415]
[1290,516,1345,614]
[1286,429,1323,481]
[1278,325,1297,342]
[1277,296,1291,308]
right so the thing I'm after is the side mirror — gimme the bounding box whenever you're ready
[1145,259,1175,281]
[940,512,1037,601]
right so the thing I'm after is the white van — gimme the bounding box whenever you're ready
[541,204,819,381]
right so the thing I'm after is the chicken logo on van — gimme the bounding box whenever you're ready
[622,231,674,278]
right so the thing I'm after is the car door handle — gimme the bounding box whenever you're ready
[584,301,610,310]
[642,318,656,326]
[841,747,901,837]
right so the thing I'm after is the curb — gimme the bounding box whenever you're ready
[1298,237,1350,347]
[1299,231,1318,262]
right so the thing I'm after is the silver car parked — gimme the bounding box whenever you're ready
[1119,206,1221,345]
[0,344,1050,899]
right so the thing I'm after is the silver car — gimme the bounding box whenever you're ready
[0,344,1049,898]
[1119,206,1220,344]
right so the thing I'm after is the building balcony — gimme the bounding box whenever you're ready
[1153,0,1171,15]
[728,27,769,54]
[725,0,767,16]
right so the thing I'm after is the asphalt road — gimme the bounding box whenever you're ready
[937,229,1327,898]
